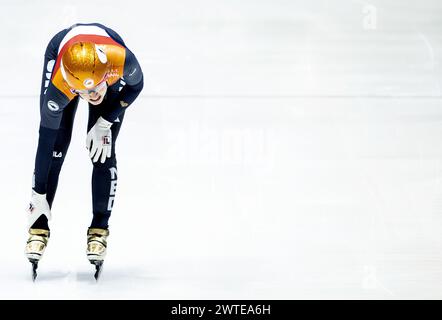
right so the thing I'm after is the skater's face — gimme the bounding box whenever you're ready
[77,82,108,105]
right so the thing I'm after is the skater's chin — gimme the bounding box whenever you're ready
[85,95,104,105]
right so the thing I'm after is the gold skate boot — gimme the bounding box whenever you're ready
[25,228,50,261]
[25,228,50,281]
[86,228,109,280]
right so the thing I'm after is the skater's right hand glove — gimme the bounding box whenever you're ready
[27,190,51,228]
[86,117,113,164]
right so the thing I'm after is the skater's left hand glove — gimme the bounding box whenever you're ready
[86,117,113,163]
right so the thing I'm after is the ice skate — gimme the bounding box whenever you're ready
[86,227,109,280]
[25,228,50,281]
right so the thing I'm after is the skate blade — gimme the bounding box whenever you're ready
[92,261,103,281]
[29,259,38,282]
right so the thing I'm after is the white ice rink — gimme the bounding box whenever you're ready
[1,0,442,299]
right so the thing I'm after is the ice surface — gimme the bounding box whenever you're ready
[0,0,442,299]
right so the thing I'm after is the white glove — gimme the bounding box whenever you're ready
[28,191,51,228]
[86,116,113,163]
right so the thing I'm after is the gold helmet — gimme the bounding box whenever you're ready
[60,41,108,91]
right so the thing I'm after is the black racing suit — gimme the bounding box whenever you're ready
[32,23,144,230]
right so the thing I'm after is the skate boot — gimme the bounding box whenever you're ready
[25,228,50,281]
[86,227,109,280]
